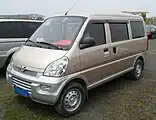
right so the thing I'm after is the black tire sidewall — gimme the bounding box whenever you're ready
[55,82,86,117]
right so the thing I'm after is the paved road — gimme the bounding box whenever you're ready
[145,39,156,73]
[1,40,156,120]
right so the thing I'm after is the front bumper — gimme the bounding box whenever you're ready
[6,65,67,105]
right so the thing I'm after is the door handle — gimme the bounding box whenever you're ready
[103,48,109,55]
[113,47,118,54]
[104,48,108,52]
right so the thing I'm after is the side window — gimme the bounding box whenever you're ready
[0,21,25,38]
[83,22,106,46]
[22,22,42,38]
[109,23,129,42]
[130,21,145,39]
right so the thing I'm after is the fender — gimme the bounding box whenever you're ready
[132,52,145,67]
[2,47,21,69]
[54,74,88,104]
[6,47,21,57]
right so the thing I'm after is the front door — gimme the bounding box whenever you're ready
[79,20,112,86]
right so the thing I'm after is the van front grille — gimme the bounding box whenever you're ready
[12,76,31,92]
[13,66,38,77]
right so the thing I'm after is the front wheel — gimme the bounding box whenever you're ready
[54,82,87,117]
[130,59,144,80]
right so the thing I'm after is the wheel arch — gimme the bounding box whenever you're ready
[3,48,17,69]
[55,77,88,105]
[133,55,145,69]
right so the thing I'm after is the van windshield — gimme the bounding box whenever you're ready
[28,16,86,50]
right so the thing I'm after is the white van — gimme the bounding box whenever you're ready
[0,19,43,70]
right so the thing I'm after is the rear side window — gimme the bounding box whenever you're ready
[109,23,129,42]
[130,21,145,39]
[0,21,25,38]
[22,22,42,38]
[83,23,106,46]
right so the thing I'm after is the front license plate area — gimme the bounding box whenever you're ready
[14,85,29,97]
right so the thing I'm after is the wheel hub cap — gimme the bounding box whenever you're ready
[136,64,142,77]
[64,89,82,112]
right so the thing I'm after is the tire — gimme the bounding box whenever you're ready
[130,59,144,80]
[55,82,87,117]
[3,55,12,71]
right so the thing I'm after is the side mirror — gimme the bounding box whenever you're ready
[80,37,96,49]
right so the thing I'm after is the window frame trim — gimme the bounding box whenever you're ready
[79,19,107,50]
[108,22,130,43]
[130,21,145,39]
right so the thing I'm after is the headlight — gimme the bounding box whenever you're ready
[43,57,69,77]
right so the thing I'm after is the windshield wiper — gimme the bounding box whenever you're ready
[25,39,37,46]
[36,41,63,50]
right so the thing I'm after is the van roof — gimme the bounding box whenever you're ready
[90,13,142,18]
[89,14,143,21]
[0,19,44,22]
[49,13,143,21]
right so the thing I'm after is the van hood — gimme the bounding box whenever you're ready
[13,46,68,72]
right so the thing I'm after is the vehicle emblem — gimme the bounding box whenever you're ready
[21,65,26,72]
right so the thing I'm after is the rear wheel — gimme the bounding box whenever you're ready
[55,82,87,117]
[130,59,144,80]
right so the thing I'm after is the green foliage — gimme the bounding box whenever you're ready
[141,12,147,21]
[146,18,153,25]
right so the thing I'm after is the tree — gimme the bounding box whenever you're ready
[146,18,153,24]
[141,12,147,21]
